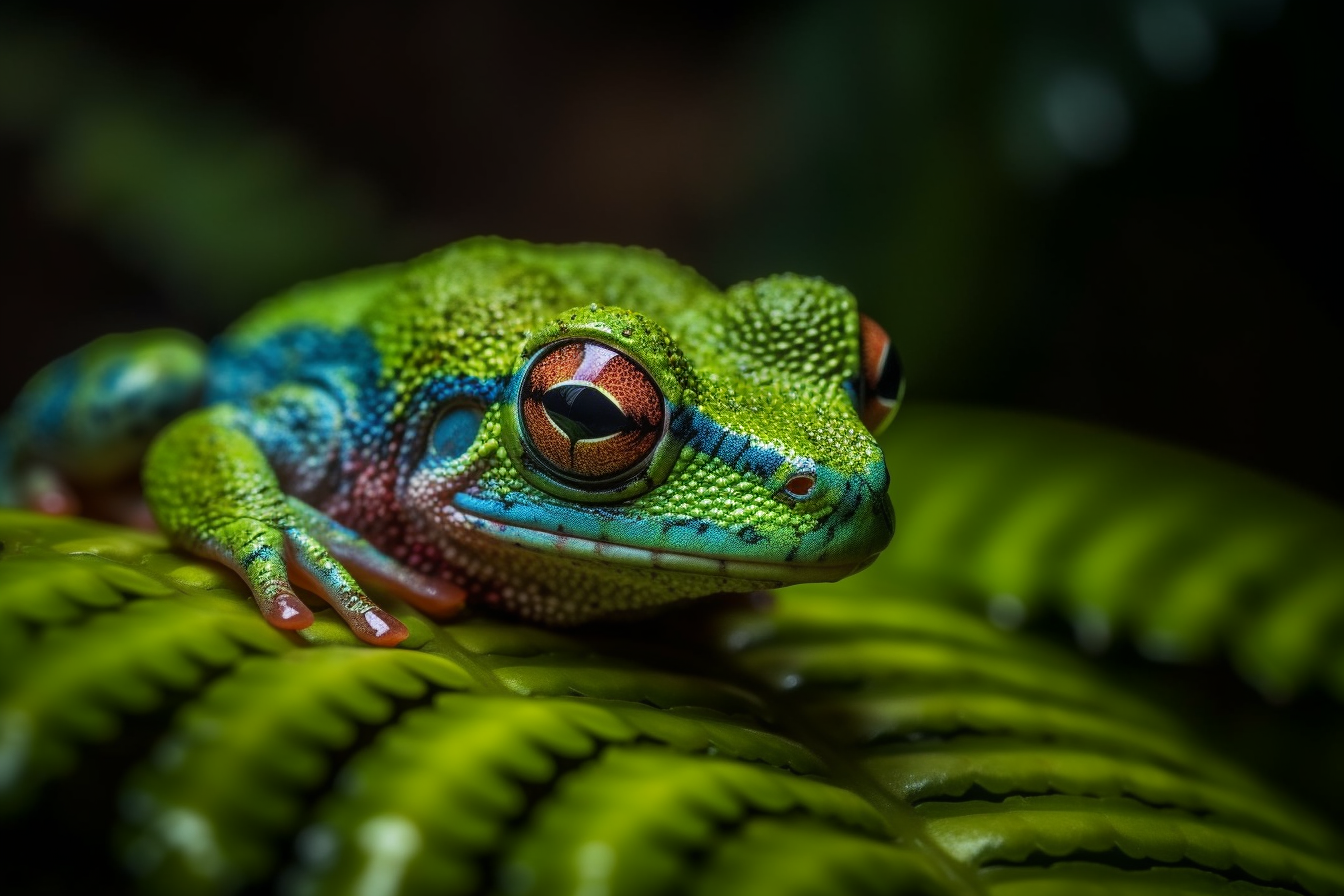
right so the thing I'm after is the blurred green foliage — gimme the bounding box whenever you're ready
[0,16,390,321]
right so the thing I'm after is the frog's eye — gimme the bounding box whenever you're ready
[518,340,666,485]
[857,313,905,435]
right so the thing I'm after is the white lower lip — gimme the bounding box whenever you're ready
[453,507,863,584]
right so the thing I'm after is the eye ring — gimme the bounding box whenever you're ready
[512,338,669,494]
[856,313,905,435]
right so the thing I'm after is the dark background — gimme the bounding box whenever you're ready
[1,0,1340,505]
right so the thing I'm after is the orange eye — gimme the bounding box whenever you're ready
[518,340,666,484]
[857,313,905,435]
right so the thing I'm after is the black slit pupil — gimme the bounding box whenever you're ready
[873,344,905,402]
[542,384,630,441]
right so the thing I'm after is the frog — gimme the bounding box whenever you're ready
[0,238,904,646]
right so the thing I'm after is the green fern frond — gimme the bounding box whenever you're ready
[488,654,768,717]
[918,795,1342,893]
[288,693,830,896]
[691,817,945,896]
[872,739,1333,852]
[288,695,646,896]
[714,584,1344,894]
[120,648,475,893]
[0,597,288,811]
[5,398,1344,896]
[0,510,176,660]
[578,699,823,773]
[496,746,889,896]
[874,405,1344,699]
[979,862,1324,896]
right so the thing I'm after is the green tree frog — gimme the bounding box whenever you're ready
[1,239,903,645]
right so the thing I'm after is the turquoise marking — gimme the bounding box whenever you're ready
[205,326,384,406]
[430,406,485,460]
[453,454,891,568]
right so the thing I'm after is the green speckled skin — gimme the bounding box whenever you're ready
[2,238,898,645]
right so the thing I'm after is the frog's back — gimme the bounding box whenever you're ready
[221,260,402,345]
[212,238,721,406]
[206,261,401,406]
[231,238,714,338]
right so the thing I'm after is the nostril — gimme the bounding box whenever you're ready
[781,472,817,501]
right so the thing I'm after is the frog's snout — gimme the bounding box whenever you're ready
[847,461,896,560]
[786,459,894,573]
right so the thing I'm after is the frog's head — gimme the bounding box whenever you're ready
[402,255,902,624]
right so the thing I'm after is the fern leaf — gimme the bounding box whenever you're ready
[691,817,945,896]
[288,694,645,896]
[980,862,1327,896]
[583,698,824,774]
[737,635,1173,730]
[4,480,1344,896]
[441,618,601,658]
[876,405,1344,698]
[489,654,769,718]
[716,585,1344,894]
[119,648,475,894]
[0,509,253,669]
[0,596,288,810]
[917,795,1344,894]
[0,555,128,658]
[496,746,889,896]
[870,738,1336,853]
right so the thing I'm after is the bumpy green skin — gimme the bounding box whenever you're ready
[2,239,895,644]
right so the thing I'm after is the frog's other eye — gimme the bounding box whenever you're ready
[518,340,666,485]
[856,313,905,435]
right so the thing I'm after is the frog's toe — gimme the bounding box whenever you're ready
[336,553,468,621]
[212,518,316,632]
[283,496,467,622]
[263,592,316,631]
[398,578,468,621]
[284,528,409,647]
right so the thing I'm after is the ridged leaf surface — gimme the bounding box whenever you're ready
[2,405,1342,895]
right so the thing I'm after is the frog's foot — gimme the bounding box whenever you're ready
[210,517,409,647]
[10,463,157,529]
[15,465,82,516]
[286,497,468,621]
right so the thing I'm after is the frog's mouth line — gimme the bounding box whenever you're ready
[453,507,870,585]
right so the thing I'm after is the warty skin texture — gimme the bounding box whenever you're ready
[2,238,899,645]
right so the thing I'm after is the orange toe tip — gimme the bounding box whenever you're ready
[414,587,469,620]
[264,594,315,630]
[357,608,409,647]
[420,602,467,622]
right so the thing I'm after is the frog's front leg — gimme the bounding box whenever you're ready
[143,404,465,646]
